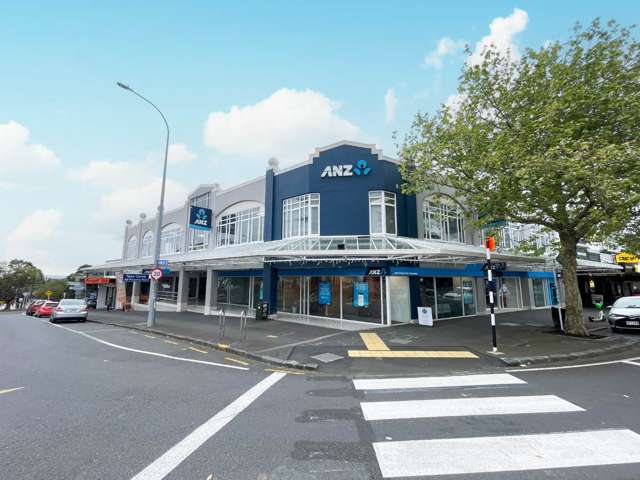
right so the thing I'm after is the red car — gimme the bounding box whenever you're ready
[35,301,58,317]
[26,300,45,316]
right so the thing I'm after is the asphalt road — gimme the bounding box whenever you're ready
[2,311,640,480]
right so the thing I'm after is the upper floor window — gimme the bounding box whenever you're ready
[126,235,138,260]
[160,223,183,255]
[423,198,465,243]
[369,191,397,235]
[282,193,320,238]
[189,193,211,251]
[216,203,264,248]
[141,231,153,258]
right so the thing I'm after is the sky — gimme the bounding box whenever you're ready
[1,1,637,275]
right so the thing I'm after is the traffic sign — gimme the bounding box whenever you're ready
[46,290,53,298]
[150,268,163,281]
[158,259,169,266]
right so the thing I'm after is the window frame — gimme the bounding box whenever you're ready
[160,224,183,255]
[368,190,397,236]
[282,193,320,239]
[126,235,138,260]
[423,198,465,243]
[216,205,264,248]
[141,231,153,258]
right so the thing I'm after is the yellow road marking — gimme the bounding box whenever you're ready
[347,350,478,358]
[225,356,250,366]
[265,368,304,375]
[144,334,156,339]
[0,387,24,395]
[217,343,230,351]
[188,346,208,354]
[360,332,390,351]
[164,339,179,345]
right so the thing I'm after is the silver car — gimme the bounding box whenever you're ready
[608,296,640,332]
[50,299,88,323]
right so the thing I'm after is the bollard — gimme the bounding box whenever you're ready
[240,310,247,343]
[218,308,226,339]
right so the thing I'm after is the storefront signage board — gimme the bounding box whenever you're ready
[353,281,369,307]
[123,273,150,282]
[615,252,639,264]
[366,267,388,276]
[318,281,332,305]
[188,206,212,230]
[417,307,433,327]
[85,277,111,285]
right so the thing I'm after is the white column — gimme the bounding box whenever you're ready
[131,281,140,304]
[176,268,189,312]
[204,268,218,315]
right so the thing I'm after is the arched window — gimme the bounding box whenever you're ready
[423,198,465,243]
[141,231,154,258]
[126,235,138,259]
[160,224,183,255]
[216,202,265,247]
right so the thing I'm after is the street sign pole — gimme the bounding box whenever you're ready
[486,247,498,353]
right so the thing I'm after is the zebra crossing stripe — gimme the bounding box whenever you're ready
[373,429,640,478]
[361,395,584,421]
[353,373,526,391]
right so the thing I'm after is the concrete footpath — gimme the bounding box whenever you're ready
[86,308,639,375]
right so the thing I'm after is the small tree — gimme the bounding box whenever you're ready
[400,20,640,336]
[0,259,44,309]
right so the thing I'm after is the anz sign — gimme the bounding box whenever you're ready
[188,206,212,231]
[321,159,372,178]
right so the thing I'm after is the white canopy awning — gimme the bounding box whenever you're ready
[83,235,549,274]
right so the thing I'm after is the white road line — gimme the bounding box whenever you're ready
[48,322,248,371]
[623,360,640,367]
[507,356,640,373]
[373,429,640,478]
[131,372,286,480]
[361,395,584,421]
[353,373,526,391]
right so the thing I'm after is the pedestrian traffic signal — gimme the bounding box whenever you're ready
[485,236,496,251]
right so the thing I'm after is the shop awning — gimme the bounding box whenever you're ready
[83,235,549,273]
[576,258,623,273]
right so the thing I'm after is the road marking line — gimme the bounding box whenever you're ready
[348,350,478,358]
[264,368,305,375]
[0,387,24,395]
[225,356,249,366]
[47,323,248,371]
[623,360,640,367]
[354,373,526,391]
[188,346,208,355]
[131,372,286,480]
[164,340,179,345]
[144,334,156,339]
[506,356,640,372]
[373,429,640,478]
[360,332,390,351]
[361,395,584,421]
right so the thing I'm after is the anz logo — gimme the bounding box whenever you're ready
[321,159,372,178]
[193,208,208,227]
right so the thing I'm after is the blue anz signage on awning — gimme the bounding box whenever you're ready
[189,206,212,230]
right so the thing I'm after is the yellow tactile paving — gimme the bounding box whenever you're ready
[360,332,390,351]
[347,350,478,359]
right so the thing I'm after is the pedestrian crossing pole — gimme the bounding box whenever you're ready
[485,237,498,353]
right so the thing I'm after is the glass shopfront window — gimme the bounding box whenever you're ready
[387,276,410,322]
[252,277,263,308]
[278,276,302,313]
[341,276,382,323]
[309,276,341,319]
[419,276,477,319]
[498,277,522,309]
[217,276,252,306]
[532,278,548,307]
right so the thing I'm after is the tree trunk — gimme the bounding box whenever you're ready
[557,233,588,336]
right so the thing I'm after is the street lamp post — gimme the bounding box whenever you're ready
[117,82,169,328]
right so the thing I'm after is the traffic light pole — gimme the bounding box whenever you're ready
[486,246,498,353]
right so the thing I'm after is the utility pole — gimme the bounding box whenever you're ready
[485,236,498,353]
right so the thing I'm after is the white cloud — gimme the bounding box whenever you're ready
[424,37,466,69]
[0,121,60,172]
[6,209,62,245]
[94,178,189,227]
[168,143,197,164]
[203,88,361,165]
[468,8,529,66]
[444,93,465,113]
[67,160,139,188]
[384,88,398,124]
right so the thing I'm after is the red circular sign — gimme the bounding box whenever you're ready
[150,268,163,281]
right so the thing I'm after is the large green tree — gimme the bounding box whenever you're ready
[0,259,44,309]
[400,20,640,336]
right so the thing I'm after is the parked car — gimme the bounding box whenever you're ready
[86,295,97,309]
[608,296,640,332]
[50,299,88,323]
[35,301,58,318]
[26,300,45,316]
